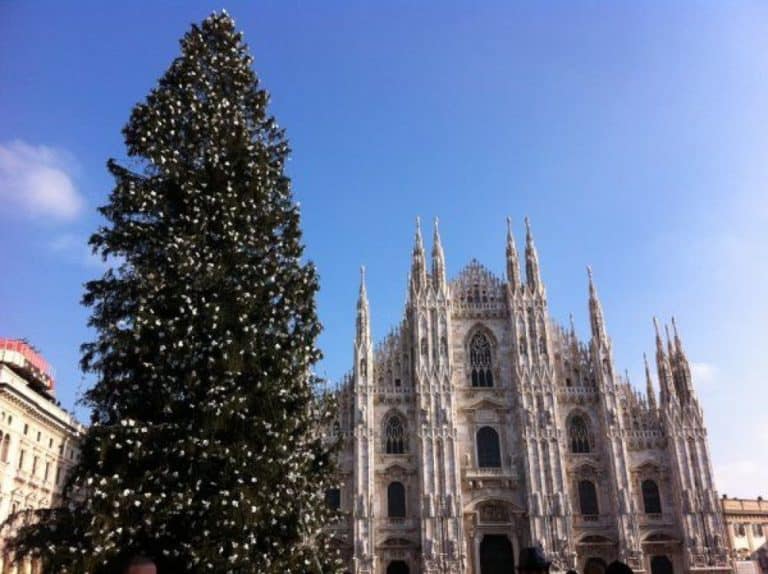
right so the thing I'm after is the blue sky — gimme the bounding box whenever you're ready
[1,1,766,497]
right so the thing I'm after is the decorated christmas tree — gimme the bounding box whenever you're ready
[9,12,340,573]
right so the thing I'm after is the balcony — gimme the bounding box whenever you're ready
[378,517,416,531]
[639,512,674,526]
[463,466,519,489]
[573,514,611,528]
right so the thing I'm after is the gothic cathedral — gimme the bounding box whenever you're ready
[329,218,730,574]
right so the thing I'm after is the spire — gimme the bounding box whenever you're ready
[356,265,371,346]
[431,217,446,291]
[653,317,674,405]
[524,217,542,291]
[671,316,694,403]
[665,323,675,359]
[644,353,657,410]
[506,217,521,289]
[653,316,664,355]
[410,217,427,296]
[587,267,608,345]
[671,316,687,358]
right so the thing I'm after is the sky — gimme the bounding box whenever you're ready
[1,1,766,498]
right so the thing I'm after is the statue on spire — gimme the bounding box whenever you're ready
[644,353,657,410]
[524,217,542,291]
[356,265,371,347]
[410,217,427,296]
[653,317,674,405]
[506,217,521,289]
[432,217,447,291]
[587,266,608,345]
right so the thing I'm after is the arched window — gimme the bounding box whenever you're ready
[578,480,599,515]
[388,482,406,517]
[642,479,662,514]
[569,415,591,453]
[0,432,6,463]
[384,415,406,454]
[469,331,493,387]
[477,426,501,468]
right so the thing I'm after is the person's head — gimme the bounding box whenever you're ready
[123,555,157,574]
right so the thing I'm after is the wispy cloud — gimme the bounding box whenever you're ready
[48,233,104,269]
[0,140,84,221]
[691,362,718,386]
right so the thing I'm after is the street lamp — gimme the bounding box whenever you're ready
[518,546,551,574]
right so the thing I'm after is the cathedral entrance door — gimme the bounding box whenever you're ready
[650,556,673,574]
[479,534,514,574]
[585,557,607,574]
[386,560,409,574]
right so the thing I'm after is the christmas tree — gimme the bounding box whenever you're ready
[9,12,340,573]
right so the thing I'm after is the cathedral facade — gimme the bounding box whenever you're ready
[329,218,731,574]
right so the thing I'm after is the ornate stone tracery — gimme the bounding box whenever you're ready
[332,219,729,574]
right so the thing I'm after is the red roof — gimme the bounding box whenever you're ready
[0,338,55,390]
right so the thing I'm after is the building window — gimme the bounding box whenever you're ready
[642,479,662,514]
[55,466,61,484]
[0,434,8,463]
[754,523,764,537]
[23,423,28,435]
[36,431,41,442]
[18,449,25,470]
[469,331,493,387]
[578,480,599,515]
[32,456,38,476]
[325,488,341,511]
[736,524,746,537]
[44,461,50,482]
[476,426,501,468]
[387,482,406,518]
[384,415,407,454]
[569,415,591,453]
[48,438,53,449]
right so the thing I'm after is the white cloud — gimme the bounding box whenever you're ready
[691,362,717,385]
[49,233,104,269]
[0,140,84,221]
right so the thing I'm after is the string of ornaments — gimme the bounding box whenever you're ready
[10,11,342,573]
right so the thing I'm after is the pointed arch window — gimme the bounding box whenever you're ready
[469,331,494,387]
[569,415,591,453]
[578,480,599,515]
[642,479,662,514]
[384,415,406,454]
[476,426,501,468]
[388,481,406,518]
